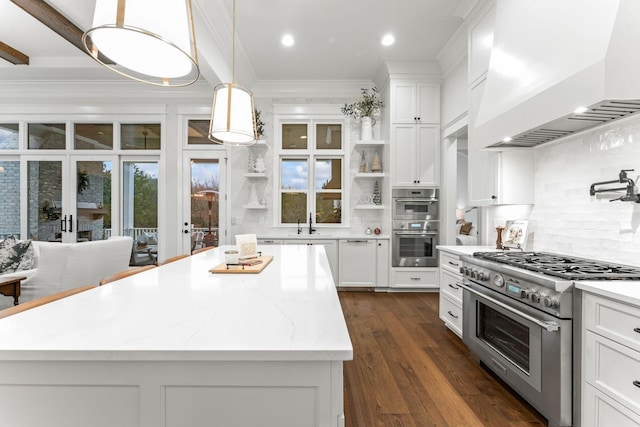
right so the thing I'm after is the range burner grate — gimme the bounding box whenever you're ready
[472,251,640,280]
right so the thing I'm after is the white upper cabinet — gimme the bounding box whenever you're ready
[391,82,440,124]
[391,124,440,187]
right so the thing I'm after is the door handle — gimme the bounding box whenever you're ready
[69,214,73,232]
[61,215,67,232]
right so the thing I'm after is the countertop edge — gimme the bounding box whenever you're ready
[575,281,640,307]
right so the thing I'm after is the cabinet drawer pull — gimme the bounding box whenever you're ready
[262,240,275,243]
[634,380,640,389]
[447,311,459,319]
[634,327,640,334]
[448,261,459,267]
[448,284,459,290]
[410,277,421,281]
[346,240,367,243]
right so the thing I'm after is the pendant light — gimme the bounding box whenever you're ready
[208,0,257,146]
[82,0,200,87]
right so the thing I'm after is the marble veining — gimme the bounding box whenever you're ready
[0,245,353,362]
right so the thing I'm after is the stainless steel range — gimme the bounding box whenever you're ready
[459,251,640,427]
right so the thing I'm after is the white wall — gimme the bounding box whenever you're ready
[526,114,640,266]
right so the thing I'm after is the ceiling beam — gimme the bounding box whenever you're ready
[0,41,29,65]
[9,0,114,64]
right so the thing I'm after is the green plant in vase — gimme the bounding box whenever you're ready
[254,109,265,139]
[341,87,383,140]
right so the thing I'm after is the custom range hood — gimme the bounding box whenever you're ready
[474,0,640,149]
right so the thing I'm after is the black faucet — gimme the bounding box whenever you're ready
[308,212,316,234]
[590,169,640,202]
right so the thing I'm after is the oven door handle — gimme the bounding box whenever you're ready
[393,232,439,236]
[394,199,438,203]
[459,282,560,332]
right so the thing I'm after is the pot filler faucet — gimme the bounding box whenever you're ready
[590,169,640,202]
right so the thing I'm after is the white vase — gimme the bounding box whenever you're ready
[360,117,373,141]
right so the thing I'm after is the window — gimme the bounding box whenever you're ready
[277,120,344,226]
[74,124,114,150]
[121,124,161,150]
[0,124,19,150]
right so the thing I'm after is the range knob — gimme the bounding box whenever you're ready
[528,293,541,303]
[470,269,478,279]
[544,296,559,309]
[492,274,505,287]
[477,271,489,281]
[519,289,530,299]
[459,266,465,274]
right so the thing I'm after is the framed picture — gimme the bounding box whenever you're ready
[503,220,529,249]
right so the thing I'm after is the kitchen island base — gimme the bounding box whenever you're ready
[0,359,345,427]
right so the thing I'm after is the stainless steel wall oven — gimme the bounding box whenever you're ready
[391,188,439,267]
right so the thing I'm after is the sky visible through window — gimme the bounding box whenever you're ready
[281,159,332,190]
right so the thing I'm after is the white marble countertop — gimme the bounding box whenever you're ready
[436,245,501,257]
[0,245,353,362]
[575,281,640,307]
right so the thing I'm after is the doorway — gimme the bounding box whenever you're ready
[182,153,226,254]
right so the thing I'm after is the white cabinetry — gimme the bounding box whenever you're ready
[582,292,640,426]
[338,239,376,288]
[284,239,338,285]
[438,250,464,337]
[391,82,440,124]
[375,239,389,289]
[391,124,440,187]
[468,74,533,206]
[390,80,440,188]
[390,268,438,290]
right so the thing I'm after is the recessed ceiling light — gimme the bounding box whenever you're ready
[502,136,513,142]
[574,106,588,114]
[281,34,294,47]
[381,34,395,46]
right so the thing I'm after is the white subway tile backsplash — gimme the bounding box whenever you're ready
[529,114,640,266]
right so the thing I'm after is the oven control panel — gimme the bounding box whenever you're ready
[459,264,565,316]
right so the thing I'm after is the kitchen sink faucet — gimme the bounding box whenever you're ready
[309,212,316,234]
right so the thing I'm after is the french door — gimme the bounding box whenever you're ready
[182,152,226,254]
[23,155,118,243]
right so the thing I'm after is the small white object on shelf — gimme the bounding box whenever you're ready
[244,172,267,178]
[355,204,384,210]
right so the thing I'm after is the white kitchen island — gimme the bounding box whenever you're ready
[0,245,353,427]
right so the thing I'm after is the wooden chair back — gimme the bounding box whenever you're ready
[157,254,190,266]
[0,285,95,320]
[191,246,215,255]
[99,265,156,286]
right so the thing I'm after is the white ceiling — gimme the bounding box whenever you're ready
[0,0,476,88]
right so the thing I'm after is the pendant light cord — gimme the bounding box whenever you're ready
[226,0,237,131]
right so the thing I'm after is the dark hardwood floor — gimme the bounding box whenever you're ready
[339,291,547,427]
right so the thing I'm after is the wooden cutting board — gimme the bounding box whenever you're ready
[209,256,273,274]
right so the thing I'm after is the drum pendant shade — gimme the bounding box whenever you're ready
[209,83,257,145]
[207,0,257,146]
[83,0,199,87]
